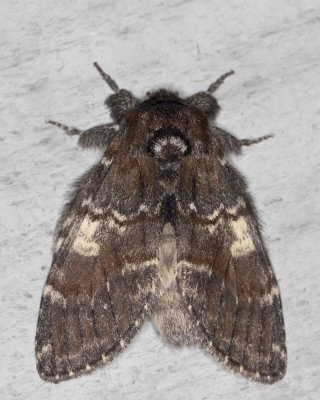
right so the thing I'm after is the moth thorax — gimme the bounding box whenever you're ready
[148,126,191,164]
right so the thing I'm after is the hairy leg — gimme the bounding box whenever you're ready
[213,126,274,154]
[45,120,119,149]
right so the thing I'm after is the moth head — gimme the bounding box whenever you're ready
[94,62,139,122]
[186,70,235,119]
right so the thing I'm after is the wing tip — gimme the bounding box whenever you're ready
[37,356,113,384]
[36,339,127,383]
[204,340,287,385]
[35,295,159,383]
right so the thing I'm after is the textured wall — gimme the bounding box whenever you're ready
[1,0,319,399]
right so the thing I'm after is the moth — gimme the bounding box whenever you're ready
[35,62,287,384]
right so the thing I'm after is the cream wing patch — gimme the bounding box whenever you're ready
[229,216,255,257]
[73,215,100,256]
[43,285,66,307]
[54,237,64,253]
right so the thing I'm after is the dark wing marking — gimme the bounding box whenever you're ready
[35,149,163,383]
[175,155,286,384]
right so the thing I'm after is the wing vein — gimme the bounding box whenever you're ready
[225,263,238,356]
[63,305,71,373]
[240,300,253,369]
[257,304,263,375]
[212,256,231,340]
[77,302,87,367]
[106,282,121,339]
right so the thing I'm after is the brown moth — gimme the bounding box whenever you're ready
[35,63,287,384]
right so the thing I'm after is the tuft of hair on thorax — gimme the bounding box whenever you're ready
[186,91,220,119]
[105,90,139,122]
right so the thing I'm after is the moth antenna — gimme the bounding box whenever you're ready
[207,70,235,93]
[240,133,275,147]
[93,62,120,93]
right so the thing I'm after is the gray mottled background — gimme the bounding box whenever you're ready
[1,0,320,399]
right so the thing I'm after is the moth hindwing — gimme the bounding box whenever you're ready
[36,63,286,384]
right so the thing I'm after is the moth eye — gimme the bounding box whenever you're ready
[147,126,191,164]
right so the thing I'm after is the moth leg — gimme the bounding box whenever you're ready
[213,126,274,154]
[46,119,80,136]
[240,133,274,147]
[77,124,119,149]
[45,119,119,149]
